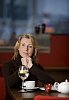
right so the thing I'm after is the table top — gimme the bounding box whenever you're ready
[10,88,69,100]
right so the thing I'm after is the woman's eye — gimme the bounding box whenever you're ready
[21,43,33,48]
[22,44,25,46]
[28,45,33,48]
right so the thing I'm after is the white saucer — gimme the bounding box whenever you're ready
[39,87,45,90]
[24,87,39,90]
[39,86,57,91]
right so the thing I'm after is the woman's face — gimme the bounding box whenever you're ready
[18,37,34,58]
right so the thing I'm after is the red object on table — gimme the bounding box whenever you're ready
[44,83,52,93]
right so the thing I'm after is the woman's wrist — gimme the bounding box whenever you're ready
[28,63,33,69]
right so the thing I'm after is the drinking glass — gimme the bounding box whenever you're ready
[18,65,29,92]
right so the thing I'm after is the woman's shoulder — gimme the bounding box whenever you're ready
[4,59,14,67]
[2,59,15,72]
[3,57,21,69]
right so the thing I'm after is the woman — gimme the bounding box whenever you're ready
[2,34,54,99]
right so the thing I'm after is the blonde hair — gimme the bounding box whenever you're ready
[12,34,38,61]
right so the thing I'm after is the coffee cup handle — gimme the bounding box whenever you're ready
[54,82,59,90]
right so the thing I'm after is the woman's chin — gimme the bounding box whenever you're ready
[22,55,28,58]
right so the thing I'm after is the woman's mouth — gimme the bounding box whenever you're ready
[23,52,28,56]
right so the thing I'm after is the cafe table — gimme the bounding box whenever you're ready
[10,88,69,100]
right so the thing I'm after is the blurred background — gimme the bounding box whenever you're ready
[0,0,69,82]
[0,0,69,46]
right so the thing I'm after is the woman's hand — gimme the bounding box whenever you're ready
[27,57,33,69]
[21,57,33,69]
[21,57,27,66]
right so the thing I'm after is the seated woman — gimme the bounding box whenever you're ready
[2,34,54,100]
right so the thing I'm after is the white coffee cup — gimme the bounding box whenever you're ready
[24,81,35,89]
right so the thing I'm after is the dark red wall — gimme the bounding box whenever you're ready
[38,34,69,67]
[0,52,13,64]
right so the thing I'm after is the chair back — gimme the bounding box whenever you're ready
[34,95,69,100]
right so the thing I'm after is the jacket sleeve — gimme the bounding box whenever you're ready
[2,61,20,88]
[29,63,55,84]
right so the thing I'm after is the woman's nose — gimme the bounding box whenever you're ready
[25,46,28,51]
